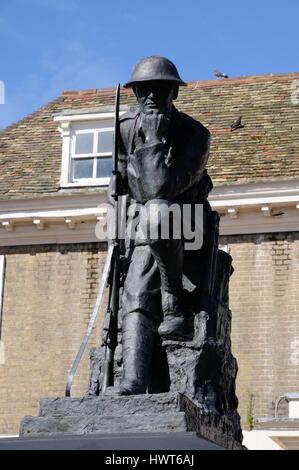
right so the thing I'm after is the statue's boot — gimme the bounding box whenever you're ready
[158,290,193,341]
[119,312,155,395]
[150,239,193,341]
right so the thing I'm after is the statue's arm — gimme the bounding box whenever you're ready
[129,127,210,201]
[165,126,210,199]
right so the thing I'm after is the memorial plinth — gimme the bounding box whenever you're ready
[20,250,244,450]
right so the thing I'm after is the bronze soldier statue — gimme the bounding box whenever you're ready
[108,56,214,396]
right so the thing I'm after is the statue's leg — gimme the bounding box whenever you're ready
[120,311,156,395]
[120,244,161,395]
[138,199,193,340]
[150,239,186,337]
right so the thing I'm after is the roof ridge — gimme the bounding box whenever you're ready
[0,95,64,133]
[62,87,133,96]
[61,71,299,96]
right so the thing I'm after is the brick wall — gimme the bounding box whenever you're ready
[222,232,299,427]
[0,243,107,434]
[0,234,298,433]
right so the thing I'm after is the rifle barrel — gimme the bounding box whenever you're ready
[101,83,121,395]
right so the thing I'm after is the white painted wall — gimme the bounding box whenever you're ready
[243,430,299,450]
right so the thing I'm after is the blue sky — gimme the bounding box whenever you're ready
[0,0,298,129]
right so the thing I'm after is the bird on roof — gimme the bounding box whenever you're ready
[272,210,284,217]
[230,116,243,131]
[214,69,229,78]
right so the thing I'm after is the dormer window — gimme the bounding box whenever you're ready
[71,121,113,183]
[54,106,127,188]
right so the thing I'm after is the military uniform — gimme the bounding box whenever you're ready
[113,104,212,325]
[108,56,214,395]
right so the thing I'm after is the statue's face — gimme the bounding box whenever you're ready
[133,81,176,115]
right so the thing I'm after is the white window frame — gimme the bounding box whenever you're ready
[54,111,125,188]
[70,121,114,186]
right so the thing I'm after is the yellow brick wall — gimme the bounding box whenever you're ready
[224,232,299,426]
[0,243,107,434]
[0,233,298,433]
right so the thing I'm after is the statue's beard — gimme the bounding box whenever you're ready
[140,102,172,117]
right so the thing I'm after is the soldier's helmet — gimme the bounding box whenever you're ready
[123,56,187,88]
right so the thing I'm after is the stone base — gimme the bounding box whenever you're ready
[20,391,244,450]
[1,432,224,450]
[19,249,245,450]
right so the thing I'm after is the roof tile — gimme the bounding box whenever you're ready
[0,72,299,198]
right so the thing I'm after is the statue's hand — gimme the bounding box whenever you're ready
[138,113,170,145]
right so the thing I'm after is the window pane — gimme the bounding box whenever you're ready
[97,131,113,154]
[73,158,93,179]
[96,157,112,178]
[75,133,94,154]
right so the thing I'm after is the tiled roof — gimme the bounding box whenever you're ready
[0,72,299,199]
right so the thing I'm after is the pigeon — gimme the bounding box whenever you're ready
[230,116,243,131]
[272,210,284,217]
[214,69,229,79]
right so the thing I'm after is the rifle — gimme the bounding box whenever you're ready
[65,84,121,397]
[101,83,121,394]
[198,208,219,340]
